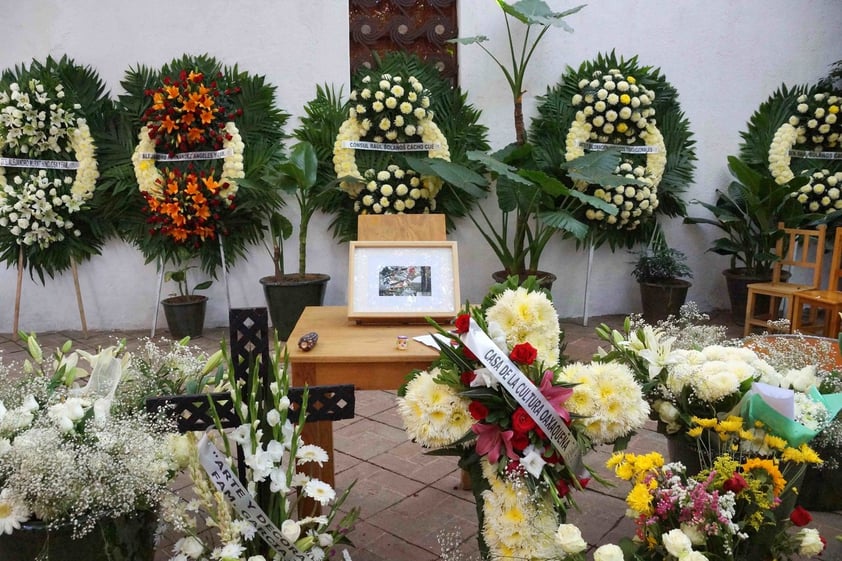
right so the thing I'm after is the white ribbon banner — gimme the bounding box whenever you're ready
[139,147,233,161]
[0,157,79,169]
[461,319,583,473]
[788,149,842,160]
[578,141,660,154]
[198,435,313,561]
[341,140,440,152]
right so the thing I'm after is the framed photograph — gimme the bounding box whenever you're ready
[348,241,460,322]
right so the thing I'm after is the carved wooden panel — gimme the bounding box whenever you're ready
[350,0,458,83]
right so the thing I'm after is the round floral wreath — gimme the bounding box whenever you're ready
[0,56,111,281]
[741,83,842,217]
[106,54,287,273]
[333,71,451,215]
[303,51,489,242]
[531,52,695,249]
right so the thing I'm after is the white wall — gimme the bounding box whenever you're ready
[2,1,841,333]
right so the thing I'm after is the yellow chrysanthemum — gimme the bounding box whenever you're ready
[716,416,743,434]
[763,434,788,452]
[626,482,654,514]
[691,416,718,429]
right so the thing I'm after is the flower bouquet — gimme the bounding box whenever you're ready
[105,54,288,274]
[607,414,826,561]
[0,56,112,281]
[0,333,185,560]
[160,341,359,561]
[397,278,649,559]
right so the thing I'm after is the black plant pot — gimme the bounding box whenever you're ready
[491,270,557,290]
[638,279,691,323]
[161,295,208,339]
[260,273,330,341]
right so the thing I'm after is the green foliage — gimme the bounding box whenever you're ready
[0,56,113,282]
[684,156,817,276]
[100,54,289,275]
[530,51,697,250]
[164,264,212,298]
[304,51,490,242]
[630,228,693,283]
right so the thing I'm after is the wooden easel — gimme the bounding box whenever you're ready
[13,247,88,339]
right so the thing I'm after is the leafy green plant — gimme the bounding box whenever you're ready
[164,264,212,298]
[631,228,692,283]
[263,140,336,277]
[684,156,815,277]
[452,0,584,144]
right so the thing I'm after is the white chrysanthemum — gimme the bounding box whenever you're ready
[480,459,559,560]
[484,287,561,366]
[557,362,649,444]
[397,368,472,448]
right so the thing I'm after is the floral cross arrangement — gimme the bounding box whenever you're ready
[333,70,451,216]
[607,414,826,561]
[0,56,111,281]
[397,278,650,559]
[161,342,359,561]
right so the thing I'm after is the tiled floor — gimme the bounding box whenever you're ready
[1,313,841,561]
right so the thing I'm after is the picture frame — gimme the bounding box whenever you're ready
[347,241,460,322]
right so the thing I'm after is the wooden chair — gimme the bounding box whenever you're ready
[743,223,827,336]
[792,227,842,337]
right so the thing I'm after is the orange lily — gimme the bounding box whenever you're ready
[164,85,180,99]
[160,115,178,134]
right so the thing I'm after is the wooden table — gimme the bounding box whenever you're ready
[288,306,444,487]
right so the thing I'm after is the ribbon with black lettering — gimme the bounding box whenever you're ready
[578,141,660,154]
[340,140,441,152]
[0,157,80,169]
[138,147,233,161]
[788,149,842,160]
[197,435,312,561]
[460,319,583,474]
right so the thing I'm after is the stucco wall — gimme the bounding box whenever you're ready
[1,1,841,333]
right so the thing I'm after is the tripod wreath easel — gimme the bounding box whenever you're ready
[12,246,89,340]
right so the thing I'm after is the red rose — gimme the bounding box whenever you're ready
[454,314,471,334]
[790,505,813,527]
[510,432,529,451]
[723,472,748,494]
[556,478,570,497]
[511,407,537,433]
[579,477,591,489]
[509,342,538,365]
[463,346,477,361]
[460,371,477,386]
[469,400,489,421]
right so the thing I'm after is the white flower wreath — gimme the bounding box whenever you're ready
[565,117,667,230]
[130,121,245,204]
[0,78,99,249]
[332,115,449,199]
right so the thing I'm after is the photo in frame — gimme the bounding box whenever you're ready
[347,241,460,322]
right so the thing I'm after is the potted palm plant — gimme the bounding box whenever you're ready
[631,226,693,323]
[684,156,812,324]
[260,140,335,341]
